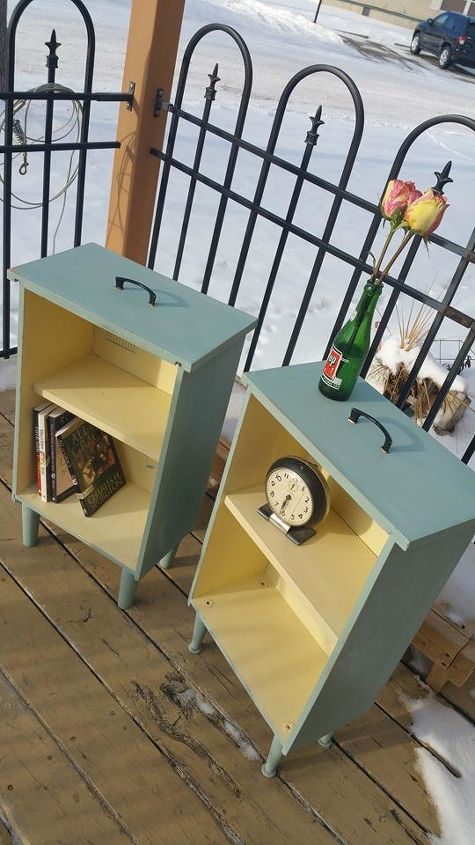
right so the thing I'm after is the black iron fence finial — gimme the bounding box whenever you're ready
[433,161,453,194]
[205,63,220,101]
[305,105,324,147]
[45,29,61,71]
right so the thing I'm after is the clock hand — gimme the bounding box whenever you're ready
[280,493,291,514]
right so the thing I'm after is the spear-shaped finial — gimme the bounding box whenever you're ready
[45,29,61,71]
[205,63,221,102]
[305,106,325,147]
[433,161,453,195]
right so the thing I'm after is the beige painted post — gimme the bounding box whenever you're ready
[106,0,186,263]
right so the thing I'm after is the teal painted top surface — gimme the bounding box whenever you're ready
[9,243,256,371]
[244,362,475,548]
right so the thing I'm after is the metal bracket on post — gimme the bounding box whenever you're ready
[126,81,135,110]
[154,88,170,116]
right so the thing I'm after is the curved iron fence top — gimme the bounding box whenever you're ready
[270,63,364,154]
[174,23,253,115]
[383,113,475,211]
[7,0,95,91]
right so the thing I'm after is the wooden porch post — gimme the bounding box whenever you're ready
[106,0,185,263]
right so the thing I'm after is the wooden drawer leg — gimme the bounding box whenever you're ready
[22,504,40,547]
[189,614,207,654]
[118,569,138,610]
[159,544,178,570]
[261,735,284,778]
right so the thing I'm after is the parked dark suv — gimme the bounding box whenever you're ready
[411,11,475,69]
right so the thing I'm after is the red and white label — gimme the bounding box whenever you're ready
[322,346,343,384]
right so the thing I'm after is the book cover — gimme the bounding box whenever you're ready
[33,401,52,496]
[47,406,77,503]
[37,403,56,502]
[56,418,126,517]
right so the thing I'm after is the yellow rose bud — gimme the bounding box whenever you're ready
[403,190,449,238]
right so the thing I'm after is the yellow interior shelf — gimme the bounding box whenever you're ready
[34,354,172,458]
[225,487,377,643]
[194,573,328,739]
[18,483,150,571]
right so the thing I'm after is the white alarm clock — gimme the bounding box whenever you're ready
[258,455,330,544]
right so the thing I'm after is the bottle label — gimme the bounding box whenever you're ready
[322,346,344,389]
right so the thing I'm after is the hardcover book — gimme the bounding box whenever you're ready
[47,406,77,502]
[37,402,56,502]
[33,401,52,498]
[56,418,126,517]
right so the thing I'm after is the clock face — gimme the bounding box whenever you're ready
[265,466,314,527]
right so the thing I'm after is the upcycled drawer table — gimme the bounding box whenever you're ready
[10,243,255,609]
[188,362,475,776]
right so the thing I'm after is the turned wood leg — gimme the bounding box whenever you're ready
[189,614,207,654]
[118,569,138,610]
[261,735,284,778]
[22,504,40,547]
[318,733,333,749]
[159,544,178,570]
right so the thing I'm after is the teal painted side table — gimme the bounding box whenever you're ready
[10,243,255,609]
[188,362,475,776]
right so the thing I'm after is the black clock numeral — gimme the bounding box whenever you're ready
[291,514,295,520]
[305,507,308,513]
[305,497,309,503]
[270,490,274,497]
[284,472,289,478]
[298,513,303,519]
[276,474,282,481]
[301,486,305,491]
[271,481,275,486]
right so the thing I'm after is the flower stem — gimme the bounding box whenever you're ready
[371,225,398,282]
[376,230,414,285]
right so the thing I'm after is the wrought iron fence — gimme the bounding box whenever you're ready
[0,0,133,360]
[148,23,475,466]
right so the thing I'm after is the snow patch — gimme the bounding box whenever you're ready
[370,336,466,393]
[438,544,475,635]
[191,0,343,45]
[174,683,260,760]
[402,692,475,845]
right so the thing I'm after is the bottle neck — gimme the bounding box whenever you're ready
[354,280,382,322]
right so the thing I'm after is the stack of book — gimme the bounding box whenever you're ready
[33,404,126,516]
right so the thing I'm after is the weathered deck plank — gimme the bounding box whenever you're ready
[0,672,129,845]
[0,483,338,845]
[0,559,231,844]
[33,518,437,845]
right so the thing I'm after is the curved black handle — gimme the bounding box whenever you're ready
[348,407,392,454]
[115,276,156,306]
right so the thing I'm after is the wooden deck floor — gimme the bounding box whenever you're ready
[0,387,468,845]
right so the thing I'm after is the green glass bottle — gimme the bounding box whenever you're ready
[319,279,382,401]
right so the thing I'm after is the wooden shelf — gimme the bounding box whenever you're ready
[17,483,150,571]
[34,354,172,458]
[225,487,377,646]
[194,573,328,740]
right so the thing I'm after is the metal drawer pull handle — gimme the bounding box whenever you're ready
[115,276,157,306]
[348,407,392,454]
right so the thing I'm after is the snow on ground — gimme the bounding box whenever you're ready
[403,687,475,845]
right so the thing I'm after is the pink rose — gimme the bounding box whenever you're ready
[381,179,422,225]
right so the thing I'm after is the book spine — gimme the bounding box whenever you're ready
[57,432,87,514]
[38,412,49,502]
[48,415,58,501]
[33,408,42,495]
